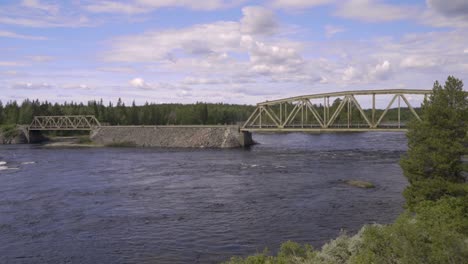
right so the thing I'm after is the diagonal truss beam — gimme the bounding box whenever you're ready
[400,94,421,121]
[326,96,348,127]
[375,94,398,127]
[305,100,324,127]
[349,95,373,127]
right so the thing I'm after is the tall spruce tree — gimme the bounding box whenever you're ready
[0,100,4,125]
[400,76,468,208]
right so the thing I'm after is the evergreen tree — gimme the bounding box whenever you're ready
[400,76,468,209]
[4,101,19,124]
[0,100,3,125]
[130,100,139,125]
[18,99,33,124]
[200,103,208,125]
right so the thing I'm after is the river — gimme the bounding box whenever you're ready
[0,132,407,263]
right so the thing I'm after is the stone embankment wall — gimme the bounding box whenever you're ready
[90,126,253,148]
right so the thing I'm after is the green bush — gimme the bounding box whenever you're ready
[403,178,468,208]
[352,197,468,264]
[224,242,317,264]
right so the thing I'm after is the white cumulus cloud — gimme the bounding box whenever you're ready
[335,0,418,22]
[130,77,149,88]
[270,0,334,9]
[240,6,278,36]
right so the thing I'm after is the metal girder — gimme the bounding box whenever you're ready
[257,89,431,106]
[28,115,101,131]
[242,89,432,132]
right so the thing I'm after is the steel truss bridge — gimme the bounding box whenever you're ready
[28,115,101,131]
[241,89,431,132]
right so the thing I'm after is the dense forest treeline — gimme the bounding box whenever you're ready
[0,97,419,127]
[0,99,255,126]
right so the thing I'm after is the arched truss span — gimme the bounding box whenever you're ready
[242,89,431,132]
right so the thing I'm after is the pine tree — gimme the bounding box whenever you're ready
[400,76,468,208]
[18,99,33,124]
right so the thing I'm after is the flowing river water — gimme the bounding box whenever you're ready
[0,132,407,263]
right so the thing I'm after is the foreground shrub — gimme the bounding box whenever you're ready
[403,178,468,207]
[352,197,468,264]
[225,196,467,264]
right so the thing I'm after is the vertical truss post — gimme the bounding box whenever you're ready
[280,103,282,124]
[372,93,376,127]
[323,97,327,126]
[304,100,308,127]
[301,101,304,128]
[285,103,288,123]
[398,95,401,128]
[347,98,351,128]
[259,107,262,128]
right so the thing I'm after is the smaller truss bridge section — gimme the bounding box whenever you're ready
[242,89,431,132]
[28,115,101,131]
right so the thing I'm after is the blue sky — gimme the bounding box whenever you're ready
[0,0,467,105]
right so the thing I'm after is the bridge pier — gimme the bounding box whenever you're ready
[239,131,253,147]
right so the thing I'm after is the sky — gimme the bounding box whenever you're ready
[0,0,467,105]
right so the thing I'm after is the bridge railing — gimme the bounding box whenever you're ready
[242,89,431,131]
